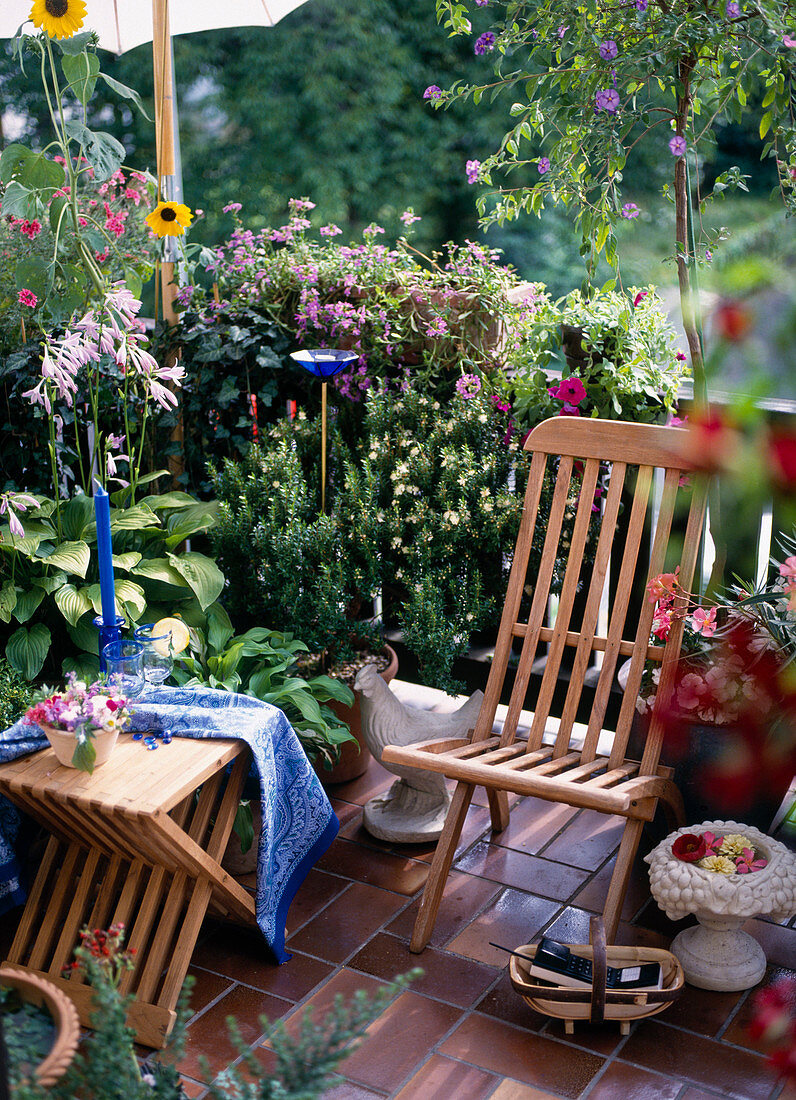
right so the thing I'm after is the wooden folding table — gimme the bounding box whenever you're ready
[0,732,256,1048]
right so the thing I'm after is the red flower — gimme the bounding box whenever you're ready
[672,833,708,862]
[768,429,796,490]
[714,299,754,342]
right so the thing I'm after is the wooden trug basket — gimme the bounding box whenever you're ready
[509,915,684,1035]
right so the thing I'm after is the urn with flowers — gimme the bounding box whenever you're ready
[24,675,132,774]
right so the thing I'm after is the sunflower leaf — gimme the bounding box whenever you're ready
[100,73,152,121]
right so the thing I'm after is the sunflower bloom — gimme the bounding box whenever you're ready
[145,201,194,238]
[29,0,86,39]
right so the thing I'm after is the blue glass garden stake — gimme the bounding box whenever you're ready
[290,349,357,513]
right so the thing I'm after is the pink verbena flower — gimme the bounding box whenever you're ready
[466,159,481,184]
[18,289,37,308]
[456,373,482,399]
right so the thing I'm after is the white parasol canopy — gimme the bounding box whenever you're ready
[0,1,309,55]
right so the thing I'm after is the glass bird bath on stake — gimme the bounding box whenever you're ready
[290,349,357,512]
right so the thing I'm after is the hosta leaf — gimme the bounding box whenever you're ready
[0,581,17,623]
[6,623,51,680]
[113,551,142,571]
[62,653,100,682]
[110,503,160,530]
[67,612,100,655]
[12,587,45,623]
[54,583,94,627]
[38,540,91,578]
[167,552,224,611]
[114,578,147,619]
[131,558,188,587]
[62,495,95,541]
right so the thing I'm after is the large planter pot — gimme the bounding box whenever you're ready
[0,966,80,1087]
[317,645,399,785]
[41,723,119,769]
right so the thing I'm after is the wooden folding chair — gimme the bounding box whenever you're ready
[382,416,708,951]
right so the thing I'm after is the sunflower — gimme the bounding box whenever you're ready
[145,202,194,238]
[29,0,87,39]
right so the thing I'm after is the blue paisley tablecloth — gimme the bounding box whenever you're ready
[0,685,339,964]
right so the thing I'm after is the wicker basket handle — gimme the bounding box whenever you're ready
[589,915,608,1024]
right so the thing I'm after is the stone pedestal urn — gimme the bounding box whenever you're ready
[646,821,796,991]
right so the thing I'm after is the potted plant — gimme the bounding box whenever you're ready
[504,286,688,433]
[0,966,80,1090]
[633,533,796,830]
[23,674,132,773]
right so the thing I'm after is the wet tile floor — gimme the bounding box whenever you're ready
[12,679,796,1099]
[163,681,796,1099]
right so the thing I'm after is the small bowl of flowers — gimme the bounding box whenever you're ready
[671,830,768,875]
[24,675,132,774]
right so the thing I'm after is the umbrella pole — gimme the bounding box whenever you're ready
[321,381,327,514]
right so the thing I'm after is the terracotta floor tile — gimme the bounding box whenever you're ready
[184,964,235,1017]
[178,983,292,1079]
[288,881,407,963]
[586,1061,683,1099]
[475,969,548,1031]
[278,968,389,1040]
[543,905,593,945]
[323,758,393,806]
[614,921,673,950]
[455,840,591,900]
[350,931,497,1007]
[489,1083,568,1100]
[619,1019,774,1099]
[317,838,430,896]
[402,803,493,865]
[323,1079,389,1099]
[387,869,501,948]
[634,896,696,939]
[541,810,624,871]
[543,1016,624,1057]
[679,1090,743,1100]
[195,926,334,1000]
[393,1053,497,1099]
[573,856,652,922]
[662,981,744,1037]
[490,796,579,856]
[446,887,561,966]
[721,965,796,1051]
[340,990,463,1093]
[178,1077,206,1099]
[439,1013,604,1097]
[284,866,350,933]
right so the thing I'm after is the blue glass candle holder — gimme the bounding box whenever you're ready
[94,615,125,673]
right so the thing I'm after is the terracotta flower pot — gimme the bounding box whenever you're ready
[0,966,80,1087]
[317,644,399,785]
[41,723,120,769]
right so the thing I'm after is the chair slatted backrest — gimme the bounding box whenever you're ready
[472,418,708,775]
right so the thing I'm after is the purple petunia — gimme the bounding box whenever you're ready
[474,31,495,54]
[669,134,687,156]
[424,85,443,100]
[621,202,641,218]
[537,157,551,174]
[595,88,620,113]
[726,1,740,15]
[599,39,618,59]
[475,0,490,5]
[635,0,648,10]
[466,159,481,185]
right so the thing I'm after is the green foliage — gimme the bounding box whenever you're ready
[10,925,418,1100]
[172,609,356,768]
[208,419,382,662]
[0,658,37,728]
[152,305,296,495]
[3,28,155,321]
[0,487,221,680]
[367,385,523,691]
[206,971,420,1100]
[506,287,688,433]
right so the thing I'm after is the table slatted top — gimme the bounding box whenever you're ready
[0,734,245,815]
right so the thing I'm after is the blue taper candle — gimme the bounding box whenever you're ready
[93,481,117,627]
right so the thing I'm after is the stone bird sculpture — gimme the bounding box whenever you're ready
[354,663,484,842]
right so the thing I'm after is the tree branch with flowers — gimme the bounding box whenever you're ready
[426,0,796,408]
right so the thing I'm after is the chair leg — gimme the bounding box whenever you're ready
[602,817,645,944]
[488,788,510,833]
[410,780,475,954]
